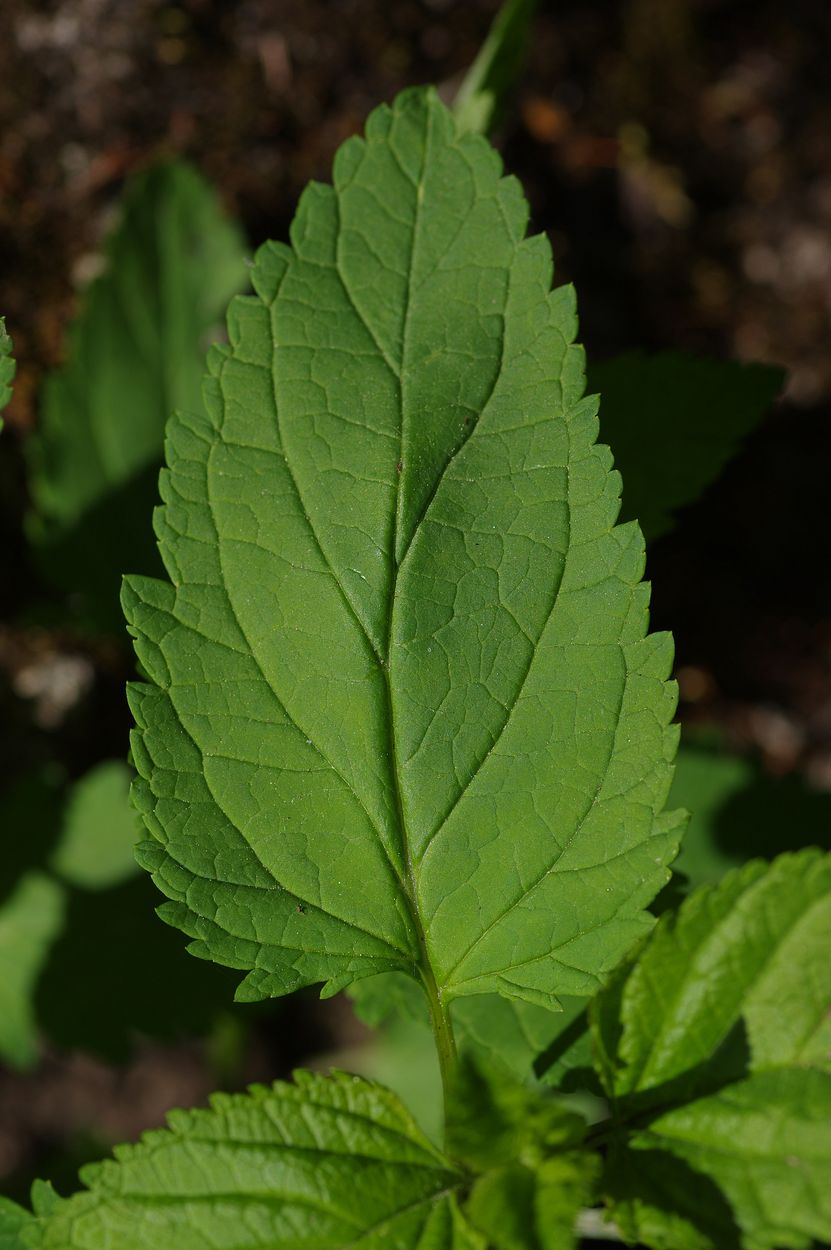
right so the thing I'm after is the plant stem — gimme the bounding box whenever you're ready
[420,965,458,1133]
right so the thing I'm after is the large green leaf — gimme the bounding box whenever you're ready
[125,87,682,1020]
[0,319,13,422]
[24,1072,481,1250]
[592,852,831,1250]
[590,351,783,543]
[27,161,247,628]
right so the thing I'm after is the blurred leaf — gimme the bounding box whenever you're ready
[0,1197,33,1250]
[446,1056,586,1172]
[670,737,831,889]
[49,760,139,889]
[0,319,14,422]
[467,1155,599,1250]
[27,161,248,631]
[590,352,783,542]
[453,0,538,135]
[0,763,242,1065]
[0,873,65,1067]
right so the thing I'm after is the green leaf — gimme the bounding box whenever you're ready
[0,765,239,1064]
[25,1072,482,1250]
[48,760,140,889]
[0,1198,33,1250]
[453,0,538,136]
[619,1068,831,1250]
[593,853,831,1250]
[593,851,831,1103]
[27,161,248,629]
[125,87,682,1022]
[670,736,831,889]
[0,319,14,422]
[0,873,65,1067]
[590,352,783,543]
[466,1154,599,1250]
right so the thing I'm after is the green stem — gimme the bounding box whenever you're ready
[421,965,458,1135]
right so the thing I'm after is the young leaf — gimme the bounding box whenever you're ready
[125,88,682,1031]
[25,1072,481,1250]
[27,161,248,628]
[453,0,538,136]
[589,352,783,543]
[0,319,14,423]
[0,873,65,1067]
[592,850,831,1102]
[592,852,831,1250]
[616,1068,831,1250]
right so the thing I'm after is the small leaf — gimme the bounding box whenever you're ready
[125,86,681,1021]
[590,352,783,543]
[453,0,538,136]
[620,1068,831,1250]
[0,319,14,421]
[0,873,65,1067]
[592,850,831,1103]
[26,1072,481,1250]
[27,161,248,629]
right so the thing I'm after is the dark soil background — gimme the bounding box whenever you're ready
[1,0,830,1222]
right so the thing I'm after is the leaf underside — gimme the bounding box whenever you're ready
[24,1073,479,1250]
[125,87,682,1016]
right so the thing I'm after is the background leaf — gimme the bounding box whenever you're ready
[670,735,831,889]
[0,764,241,1065]
[26,1072,480,1250]
[0,320,14,422]
[125,86,682,1021]
[0,874,65,1068]
[27,161,248,631]
[590,351,783,543]
[453,0,538,136]
[0,1198,33,1250]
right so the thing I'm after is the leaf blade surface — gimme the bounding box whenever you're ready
[125,87,681,1012]
[25,1073,479,1250]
